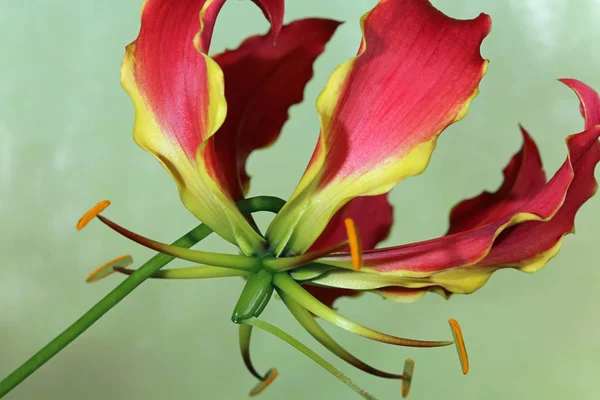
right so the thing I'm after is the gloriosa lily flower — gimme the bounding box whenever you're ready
[74,0,599,398]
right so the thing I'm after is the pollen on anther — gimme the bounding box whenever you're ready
[86,254,133,283]
[448,318,469,375]
[77,200,111,230]
[249,368,278,397]
[401,358,414,398]
[344,218,363,271]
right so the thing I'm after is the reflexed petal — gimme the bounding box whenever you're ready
[474,80,600,272]
[313,81,600,296]
[210,18,341,201]
[447,127,546,234]
[304,194,394,307]
[267,0,490,255]
[121,0,280,254]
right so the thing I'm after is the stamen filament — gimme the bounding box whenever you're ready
[86,255,133,283]
[239,324,267,381]
[263,241,349,271]
[97,215,260,272]
[344,218,363,271]
[239,324,280,397]
[273,273,452,348]
[279,289,404,379]
[241,317,378,400]
[113,265,250,279]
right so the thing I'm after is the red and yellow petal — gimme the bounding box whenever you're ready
[121,0,282,254]
[209,18,341,202]
[267,0,491,256]
[474,80,600,272]
[313,81,600,297]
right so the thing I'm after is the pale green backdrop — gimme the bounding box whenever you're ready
[1,0,599,399]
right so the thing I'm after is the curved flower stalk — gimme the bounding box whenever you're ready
[1,0,598,399]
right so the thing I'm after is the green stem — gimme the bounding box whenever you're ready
[241,317,378,400]
[0,196,285,398]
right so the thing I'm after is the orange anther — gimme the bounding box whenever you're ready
[448,318,469,375]
[86,254,133,283]
[401,358,414,398]
[344,218,363,271]
[249,368,278,397]
[77,200,111,230]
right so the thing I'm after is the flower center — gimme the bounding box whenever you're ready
[77,198,469,398]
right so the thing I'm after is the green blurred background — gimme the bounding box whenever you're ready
[1,0,599,399]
